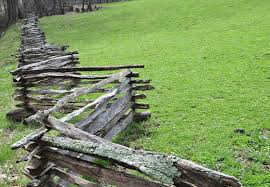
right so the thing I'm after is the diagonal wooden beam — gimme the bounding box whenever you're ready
[24,69,132,125]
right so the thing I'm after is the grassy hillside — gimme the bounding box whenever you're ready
[0,0,269,186]
[40,0,270,186]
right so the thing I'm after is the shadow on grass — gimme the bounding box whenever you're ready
[112,120,157,149]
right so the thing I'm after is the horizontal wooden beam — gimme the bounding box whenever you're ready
[15,73,111,82]
[11,55,79,75]
[11,64,145,75]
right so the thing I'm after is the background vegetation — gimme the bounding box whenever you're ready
[0,0,269,186]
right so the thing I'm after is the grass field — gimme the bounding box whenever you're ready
[0,23,33,186]
[0,0,269,186]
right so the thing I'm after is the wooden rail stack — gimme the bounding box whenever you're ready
[9,15,242,187]
[7,14,80,121]
[11,102,242,187]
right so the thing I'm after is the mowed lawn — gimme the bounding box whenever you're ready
[0,0,270,186]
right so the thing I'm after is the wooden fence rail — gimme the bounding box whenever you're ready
[7,14,79,121]
[9,15,242,187]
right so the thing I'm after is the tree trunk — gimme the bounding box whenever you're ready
[82,0,85,12]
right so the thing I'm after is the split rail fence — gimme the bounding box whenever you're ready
[8,15,242,187]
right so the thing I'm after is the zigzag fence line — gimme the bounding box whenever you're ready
[8,15,242,187]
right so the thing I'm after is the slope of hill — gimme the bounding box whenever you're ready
[40,1,270,186]
[0,0,269,186]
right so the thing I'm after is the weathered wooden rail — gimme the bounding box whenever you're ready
[7,14,79,121]
[9,15,242,187]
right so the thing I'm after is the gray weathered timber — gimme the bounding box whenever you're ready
[132,93,147,100]
[86,91,133,135]
[41,136,178,185]
[52,168,100,187]
[133,103,150,109]
[12,54,79,75]
[17,72,111,81]
[41,148,167,187]
[75,101,108,129]
[60,89,118,122]
[11,127,49,150]
[104,110,135,140]
[43,117,242,187]
[59,77,131,122]
[11,64,145,75]
[130,79,151,84]
[24,69,131,124]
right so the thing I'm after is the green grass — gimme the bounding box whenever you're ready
[0,0,270,186]
[40,1,270,186]
[0,23,35,186]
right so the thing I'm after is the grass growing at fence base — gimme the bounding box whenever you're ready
[0,23,35,186]
[40,0,270,186]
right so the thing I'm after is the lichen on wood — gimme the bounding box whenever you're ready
[41,136,180,185]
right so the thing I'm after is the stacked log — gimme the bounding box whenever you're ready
[7,15,150,123]
[11,71,241,186]
[7,14,79,121]
[19,15,45,52]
